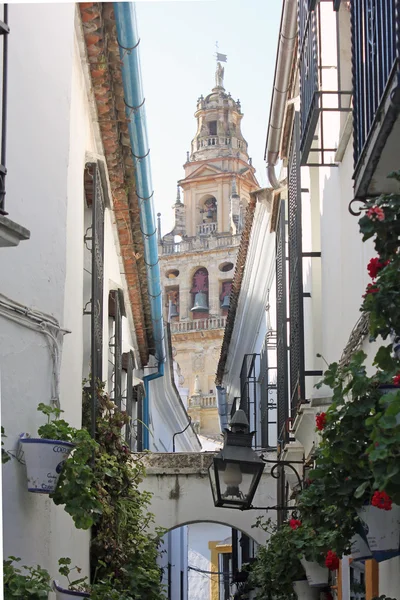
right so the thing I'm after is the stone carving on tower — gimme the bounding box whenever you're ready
[158,62,259,439]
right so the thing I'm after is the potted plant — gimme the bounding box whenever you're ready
[53,558,136,600]
[19,404,77,493]
[250,520,315,600]
[4,556,52,599]
[288,521,333,588]
[53,558,90,599]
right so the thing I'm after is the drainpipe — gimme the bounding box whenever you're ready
[114,2,165,450]
[264,0,297,189]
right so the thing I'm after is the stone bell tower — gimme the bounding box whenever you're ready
[158,63,259,439]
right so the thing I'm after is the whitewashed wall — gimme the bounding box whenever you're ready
[0,4,141,591]
[0,4,90,588]
[188,523,231,600]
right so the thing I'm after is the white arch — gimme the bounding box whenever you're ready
[137,452,277,545]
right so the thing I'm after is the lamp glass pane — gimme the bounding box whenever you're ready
[215,460,260,506]
[208,462,218,504]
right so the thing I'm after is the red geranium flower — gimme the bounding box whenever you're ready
[371,490,392,511]
[393,374,400,386]
[325,550,340,570]
[289,518,302,530]
[316,412,327,431]
[367,257,389,279]
[367,206,385,221]
[363,283,380,298]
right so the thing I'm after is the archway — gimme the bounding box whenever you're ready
[137,451,276,545]
[163,521,261,600]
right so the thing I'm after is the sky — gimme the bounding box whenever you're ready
[135,0,283,235]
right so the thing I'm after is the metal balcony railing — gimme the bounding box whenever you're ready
[351,0,400,167]
[299,0,351,166]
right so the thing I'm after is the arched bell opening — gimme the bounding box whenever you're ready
[166,286,179,320]
[190,267,209,320]
[220,280,232,314]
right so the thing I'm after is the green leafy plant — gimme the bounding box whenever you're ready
[51,382,165,599]
[88,388,165,599]
[250,520,306,600]
[3,556,52,600]
[51,428,101,529]
[56,558,136,600]
[2,425,11,464]
[37,403,77,442]
[57,557,90,592]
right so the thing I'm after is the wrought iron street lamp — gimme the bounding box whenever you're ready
[208,409,265,510]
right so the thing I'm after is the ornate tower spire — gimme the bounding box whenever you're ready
[190,62,249,163]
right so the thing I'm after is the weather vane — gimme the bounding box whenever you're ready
[215,41,227,64]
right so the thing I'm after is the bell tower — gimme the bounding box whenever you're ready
[159,63,259,440]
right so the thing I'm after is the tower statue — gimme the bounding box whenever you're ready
[215,62,224,88]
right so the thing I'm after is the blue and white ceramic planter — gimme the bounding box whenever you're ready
[357,503,400,562]
[53,581,90,599]
[350,531,372,561]
[293,580,320,599]
[299,558,329,588]
[19,435,74,494]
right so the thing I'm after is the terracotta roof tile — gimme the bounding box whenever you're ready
[79,2,153,365]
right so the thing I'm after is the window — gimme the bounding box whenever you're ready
[84,162,105,437]
[109,289,125,409]
[208,120,217,135]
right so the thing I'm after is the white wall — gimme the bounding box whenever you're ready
[188,523,231,600]
[0,4,145,589]
[0,4,89,585]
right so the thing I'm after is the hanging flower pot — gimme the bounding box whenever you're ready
[53,581,90,599]
[357,499,400,562]
[300,558,329,587]
[19,435,74,493]
[293,579,320,599]
[350,530,372,561]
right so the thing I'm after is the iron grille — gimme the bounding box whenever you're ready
[86,163,105,438]
[136,385,143,452]
[351,0,400,167]
[239,354,259,444]
[288,115,306,418]
[123,350,136,449]
[232,529,238,578]
[277,465,288,528]
[259,331,277,450]
[109,289,123,409]
[276,200,289,447]
[0,5,9,215]
[299,0,319,158]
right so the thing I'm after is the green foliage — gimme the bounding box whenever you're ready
[249,520,305,600]
[88,389,165,599]
[3,556,52,600]
[37,403,77,442]
[2,425,11,464]
[51,428,101,529]
[57,557,89,591]
[51,383,165,599]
